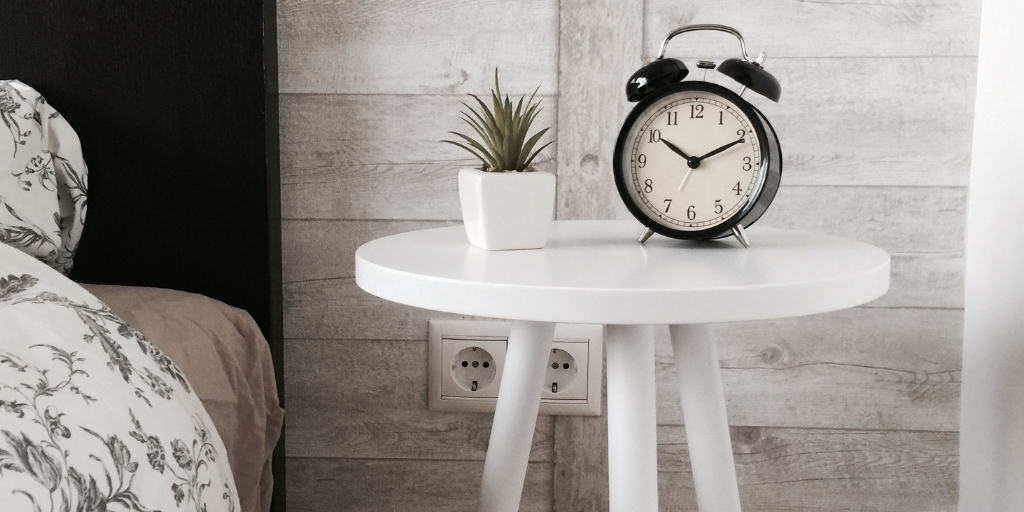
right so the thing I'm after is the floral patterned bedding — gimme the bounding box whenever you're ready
[0,80,88,274]
[0,241,239,511]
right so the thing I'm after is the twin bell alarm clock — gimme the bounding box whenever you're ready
[613,24,782,247]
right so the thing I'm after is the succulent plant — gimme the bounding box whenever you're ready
[443,70,552,172]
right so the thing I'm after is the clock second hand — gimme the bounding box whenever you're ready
[659,138,699,191]
[676,167,694,191]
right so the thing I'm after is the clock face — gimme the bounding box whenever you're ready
[617,84,767,234]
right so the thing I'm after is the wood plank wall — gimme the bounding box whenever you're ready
[278,1,979,510]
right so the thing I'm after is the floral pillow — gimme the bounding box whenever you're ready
[0,80,88,274]
[0,241,240,511]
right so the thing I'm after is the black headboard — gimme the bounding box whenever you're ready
[0,1,283,509]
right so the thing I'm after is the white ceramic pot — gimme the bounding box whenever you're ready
[458,168,556,250]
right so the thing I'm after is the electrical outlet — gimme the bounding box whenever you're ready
[440,337,505,398]
[542,345,585,400]
[428,320,603,416]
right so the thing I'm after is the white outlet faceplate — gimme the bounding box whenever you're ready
[428,320,603,416]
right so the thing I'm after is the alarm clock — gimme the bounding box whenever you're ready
[613,24,782,247]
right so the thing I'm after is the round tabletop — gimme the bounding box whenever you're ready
[355,220,890,325]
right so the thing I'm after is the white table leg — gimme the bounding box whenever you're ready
[479,320,555,512]
[605,325,659,512]
[669,324,741,512]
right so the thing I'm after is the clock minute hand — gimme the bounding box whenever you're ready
[698,136,745,161]
[660,138,692,160]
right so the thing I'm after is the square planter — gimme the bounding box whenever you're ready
[458,168,555,250]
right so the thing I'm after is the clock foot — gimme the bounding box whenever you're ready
[638,227,655,244]
[731,225,750,248]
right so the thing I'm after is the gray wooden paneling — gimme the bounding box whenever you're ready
[287,457,553,512]
[284,295,961,430]
[552,402,609,512]
[750,57,975,187]
[644,0,980,58]
[278,0,978,508]
[286,338,554,460]
[277,0,564,506]
[554,0,643,220]
[282,219,457,283]
[281,59,973,220]
[280,93,557,220]
[661,308,963,431]
[758,186,965,254]
[657,426,958,512]
[877,252,963,309]
[552,421,957,512]
[277,0,559,95]
[284,278,466,340]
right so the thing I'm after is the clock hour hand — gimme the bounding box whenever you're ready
[697,136,745,161]
[660,138,692,160]
[662,138,704,169]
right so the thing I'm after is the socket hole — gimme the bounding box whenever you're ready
[482,361,489,368]
[563,363,570,369]
[472,361,479,368]
[461,361,468,367]
[551,362,558,369]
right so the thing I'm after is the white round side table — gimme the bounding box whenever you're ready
[355,220,890,512]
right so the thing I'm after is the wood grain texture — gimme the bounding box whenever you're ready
[644,0,980,58]
[756,186,965,254]
[281,57,973,221]
[657,308,963,431]
[285,339,554,460]
[555,0,643,220]
[874,252,963,309]
[280,93,556,220]
[282,219,457,283]
[552,414,608,512]
[284,278,469,340]
[277,0,558,94]
[287,457,553,512]
[657,426,958,511]
[746,57,975,187]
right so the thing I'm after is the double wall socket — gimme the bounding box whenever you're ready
[428,320,603,416]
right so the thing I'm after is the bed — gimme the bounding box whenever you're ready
[0,2,284,511]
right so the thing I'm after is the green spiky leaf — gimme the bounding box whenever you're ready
[441,70,553,171]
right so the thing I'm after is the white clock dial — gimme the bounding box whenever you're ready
[621,90,763,231]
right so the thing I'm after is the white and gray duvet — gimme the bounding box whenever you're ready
[0,242,238,511]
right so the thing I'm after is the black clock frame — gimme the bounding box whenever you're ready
[613,81,782,241]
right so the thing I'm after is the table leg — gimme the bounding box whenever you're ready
[669,324,741,511]
[606,325,659,512]
[479,320,555,512]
